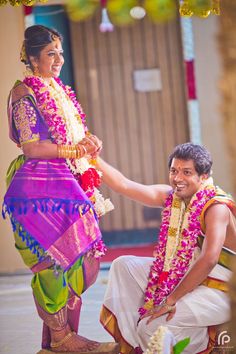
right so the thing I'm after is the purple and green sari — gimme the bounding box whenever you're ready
[3,80,102,271]
[2,80,103,346]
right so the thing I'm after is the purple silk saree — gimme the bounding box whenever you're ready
[3,81,102,271]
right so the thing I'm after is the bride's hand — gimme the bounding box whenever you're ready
[79,135,102,157]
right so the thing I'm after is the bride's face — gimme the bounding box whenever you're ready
[30,37,64,79]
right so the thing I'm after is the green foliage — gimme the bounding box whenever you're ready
[173,337,190,354]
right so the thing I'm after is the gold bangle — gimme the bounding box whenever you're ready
[76,145,81,159]
[58,145,78,159]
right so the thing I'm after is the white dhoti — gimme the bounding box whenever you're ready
[100,255,231,354]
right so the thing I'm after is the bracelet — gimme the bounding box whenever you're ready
[77,144,87,158]
[57,145,78,159]
[160,297,176,313]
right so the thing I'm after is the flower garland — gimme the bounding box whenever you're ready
[139,180,216,316]
[144,326,176,354]
[23,74,114,257]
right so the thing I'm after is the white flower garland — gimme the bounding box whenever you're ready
[48,78,114,217]
[47,79,85,144]
[144,326,176,354]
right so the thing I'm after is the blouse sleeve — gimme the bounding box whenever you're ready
[12,97,40,145]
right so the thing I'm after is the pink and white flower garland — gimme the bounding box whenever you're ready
[23,75,84,144]
[23,74,113,257]
[139,184,216,316]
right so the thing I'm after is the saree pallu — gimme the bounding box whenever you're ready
[2,156,102,271]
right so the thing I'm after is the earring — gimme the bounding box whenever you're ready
[23,65,33,77]
[34,66,40,76]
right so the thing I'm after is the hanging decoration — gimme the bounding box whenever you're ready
[1,0,221,23]
[130,6,146,20]
[106,0,137,26]
[65,0,220,24]
[144,0,177,23]
[66,0,99,22]
[0,0,47,5]
[99,0,114,32]
[180,17,201,144]
[180,0,220,18]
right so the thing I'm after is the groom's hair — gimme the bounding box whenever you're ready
[168,143,213,176]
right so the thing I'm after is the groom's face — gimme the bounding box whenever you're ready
[169,158,207,204]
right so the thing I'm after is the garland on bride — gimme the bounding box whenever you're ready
[23,74,114,257]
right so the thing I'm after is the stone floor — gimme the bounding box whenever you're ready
[0,268,113,354]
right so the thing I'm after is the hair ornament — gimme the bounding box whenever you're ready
[20,41,28,64]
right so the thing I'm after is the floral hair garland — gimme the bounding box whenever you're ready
[23,74,113,256]
[139,181,216,316]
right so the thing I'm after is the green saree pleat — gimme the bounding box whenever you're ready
[31,258,84,314]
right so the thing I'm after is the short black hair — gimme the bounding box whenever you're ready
[22,25,63,65]
[168,143,212,176]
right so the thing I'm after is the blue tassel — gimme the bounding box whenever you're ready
[40,202,45,212]
[11,219,16,232]
[56,204,61,212]
[65,203,70,214]
[9,205,15,212]
[38,254,44,262]
[2,208,6,219]
[33,202,38,213]
[62,272,67,287]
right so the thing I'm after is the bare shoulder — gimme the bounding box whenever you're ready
[205,203,230,226]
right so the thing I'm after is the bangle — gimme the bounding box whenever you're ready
[77,144,87,158]
[160,297,176,313]
[57,145,78,159]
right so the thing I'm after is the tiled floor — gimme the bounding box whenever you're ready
[0,269,112,354]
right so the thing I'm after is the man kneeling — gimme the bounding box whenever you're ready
[99,143,236,353]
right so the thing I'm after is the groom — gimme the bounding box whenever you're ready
[98,143,236,353]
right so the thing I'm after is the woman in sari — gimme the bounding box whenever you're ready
[2,24,118,353]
